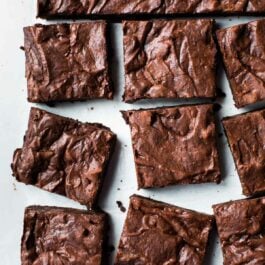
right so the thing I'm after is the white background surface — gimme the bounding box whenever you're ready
[0,1,264,264]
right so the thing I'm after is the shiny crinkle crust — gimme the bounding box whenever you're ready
[115,195,214,265]
[24,22,112,103]
[213,197,265,265]
[217,19,265,108]
[123,19,217,102]
[21,206,106,265]
[37,0,265,18]
[11,107,116,207]
[122,104,221,189]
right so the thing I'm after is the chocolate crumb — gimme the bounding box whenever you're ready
[116,201,126,213]
[20,46,25,51]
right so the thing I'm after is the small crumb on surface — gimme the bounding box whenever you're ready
[13,183,17,191]
[116,201,126,213]
[20,46,25,51]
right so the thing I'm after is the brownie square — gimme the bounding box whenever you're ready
[11,107,116,207]
[122,19,217,102]
[24,22,112,103]
[122,104,221,189]
[115,195,214,265]
[223,109,265,196]
[21,206,106,265]
[213,197,265,265]
[217,19,265,108]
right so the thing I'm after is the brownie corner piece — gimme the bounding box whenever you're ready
[115,195,213,265]
[122,104,221,189]
[21,206,107,265]
[213,197,265,265]
[222,109,265,196]
[217,19,265,108]
[23,22,112,103]
[122,19,217,102]
[12,107,116,207]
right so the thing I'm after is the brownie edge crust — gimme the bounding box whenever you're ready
[115,195,214,265]
[21,206,107,265]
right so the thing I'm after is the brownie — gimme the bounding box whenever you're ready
[222,109,265,196]
[123,19,217,102]
[115,195,214,265]
[217,19,265,108]
[122,104,221,189]
[24,22,112,103]
[37,0,265,18]
[11,107,116,207]
[21,206,106,265]
[213,197,265,265]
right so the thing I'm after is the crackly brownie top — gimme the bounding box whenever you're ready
[38,0,265,18]
[123,104,221,188]
[12,108,116,207]
[217,19,265,108]
[115,195,213,265]
[223,109,265,196]
[213,197,265,265]
[22,206,106,265]
[24,22,112,102]
[123,19,217,102]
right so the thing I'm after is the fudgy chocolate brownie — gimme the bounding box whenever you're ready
[217,19,265,108]
[21,206,107,265]
[12,107,116,207]
[37,0,265,19]
[123,19,217,102]
[24,22,112,103]
[213,197,265,265]
[115,195,214,265]
[223,109,265,196]
[122,104,221,189]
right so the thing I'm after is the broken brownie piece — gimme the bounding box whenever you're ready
[123,19,217,102]
[213,197,265,265]
[12,107,116,207]
[24,22,112,103]
[122,104,221,189]
[223,108,265,196]
[21,206,107,265]
[217,19,265,108]
[115,195,214,265]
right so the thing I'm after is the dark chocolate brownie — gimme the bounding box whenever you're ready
[122,104,221,189]
[213,197,265,265]
[24,22,112,103]
[217,19,265,108]
[37,0,265,18]
[12,107,116,208]
[21,206,106,265]
[123,19,217,102]
[115,195,214,265]
[222,109,265,196]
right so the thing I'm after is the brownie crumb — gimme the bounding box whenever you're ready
[20,46,25,51]
[116,201,126,213]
